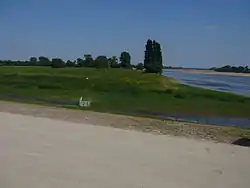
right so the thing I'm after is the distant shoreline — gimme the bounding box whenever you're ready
[165,69,250,77]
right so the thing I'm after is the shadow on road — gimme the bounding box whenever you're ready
[232,138,250,147]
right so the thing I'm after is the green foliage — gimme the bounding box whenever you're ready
[152,40,163,74]
[135,62,144,70]
[94,56,109,68]
[119,51,131,68]
[144,39,154,72]
[84,54,94,67]
[38,56,51,66]
[66,60,76,67]
[108,56,119,68]
[0,38,164,73]
[29,57,38,65]
[0,67,249,117]
[214,65,250,73]
[144,39,163,74]
[0,60,33,66]
[51,58,66,68]
[76,58,84,67]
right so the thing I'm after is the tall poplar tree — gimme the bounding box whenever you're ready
[144,39,163,74]
[144,39,154,73]
[152,41,163,74]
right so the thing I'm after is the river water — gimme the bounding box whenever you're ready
[163,70,250,97]
[159,70,250,128]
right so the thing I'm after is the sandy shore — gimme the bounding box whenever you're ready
[1,108,250,188]
[166,69,250,77]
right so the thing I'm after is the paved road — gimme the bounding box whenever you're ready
[1,112,250,188]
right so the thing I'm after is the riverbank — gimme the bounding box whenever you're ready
[166,69,250,77]
[0,66,250,118]
[1,101,249,143]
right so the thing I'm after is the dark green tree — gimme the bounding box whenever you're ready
[214,65,250,73]
[66,60,76,67]
[84,54,94,67]
[38,56,51,66]
[108,56,119,68]
[119,51,131,68]
[76,58,84,67]
[29,57,38,65]
[51,58,66,68]
[152,40,163,74]
[144,39,154,73]
[144,39,163,74]
[94,56,109,68]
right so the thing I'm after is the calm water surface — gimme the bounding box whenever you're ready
[163,70,250,97]
[161,70,250,128]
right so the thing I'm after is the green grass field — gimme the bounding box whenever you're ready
[0,66,250,117]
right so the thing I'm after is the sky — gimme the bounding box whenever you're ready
[0,0,250,68]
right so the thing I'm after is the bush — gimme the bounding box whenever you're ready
[135,63,144,70]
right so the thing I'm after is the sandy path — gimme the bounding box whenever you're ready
[1,110,250,188]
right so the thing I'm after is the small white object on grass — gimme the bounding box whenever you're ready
[79,96,91,107]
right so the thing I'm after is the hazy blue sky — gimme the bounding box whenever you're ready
[1,0,250,68]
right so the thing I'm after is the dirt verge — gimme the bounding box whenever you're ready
[0,100,249,144]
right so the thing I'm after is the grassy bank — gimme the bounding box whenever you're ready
[0,66,250,117]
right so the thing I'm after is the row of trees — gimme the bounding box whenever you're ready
[212,65,250,73]
[0,39,163,74]
[0,52,131,69]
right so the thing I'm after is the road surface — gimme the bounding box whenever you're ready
[1,111,250,188]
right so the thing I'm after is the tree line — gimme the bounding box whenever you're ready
[0,52,131,69]
[211,65,250,73]
[0,39,163,74]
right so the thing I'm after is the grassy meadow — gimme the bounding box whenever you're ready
[0,66,250,117]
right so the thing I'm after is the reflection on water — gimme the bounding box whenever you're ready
[163,70,250,96]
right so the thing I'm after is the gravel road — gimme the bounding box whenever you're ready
[1,104,250,188]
